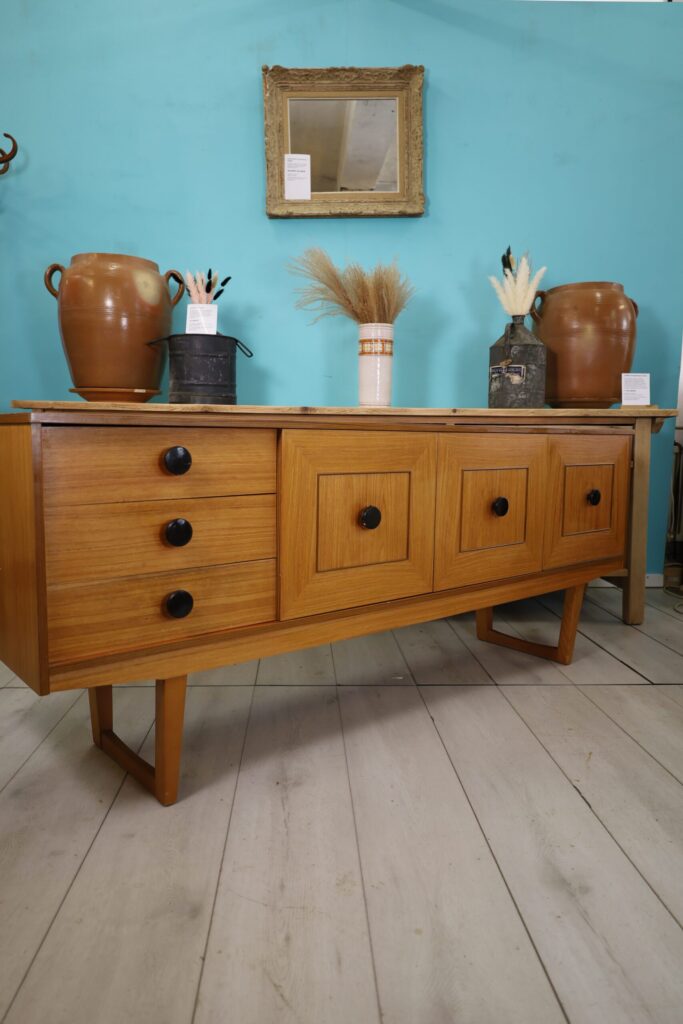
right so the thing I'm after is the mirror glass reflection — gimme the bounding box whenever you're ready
[288,98,398,193]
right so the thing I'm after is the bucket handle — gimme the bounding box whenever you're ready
[234,338,253,358]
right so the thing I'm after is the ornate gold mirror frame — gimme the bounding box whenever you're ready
[262,65,424,218]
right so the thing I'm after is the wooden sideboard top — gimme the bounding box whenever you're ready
[3,401,676,432]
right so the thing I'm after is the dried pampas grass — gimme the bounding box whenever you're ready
[290,248,414,325]
[489,251,546,317]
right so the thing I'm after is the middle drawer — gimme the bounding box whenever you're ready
[45,494,276,585]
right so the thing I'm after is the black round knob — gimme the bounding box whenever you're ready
[587,489,602,506]
[491,497,509,517]
[163,446,192,475]
[165,590,194,618]
[359,505,382,530]
[164,518,193,547]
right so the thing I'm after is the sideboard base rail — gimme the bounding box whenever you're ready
[475,584,586,666]
[89,675,188,806]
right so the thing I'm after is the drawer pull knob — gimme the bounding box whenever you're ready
[587,489,602,506]
[491,497,509,517]
[164,518,193,547]
[163,446,192,475]
[165,590,194,618]
[359,505,382,530]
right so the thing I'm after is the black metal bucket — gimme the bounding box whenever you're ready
[152,333,253,404]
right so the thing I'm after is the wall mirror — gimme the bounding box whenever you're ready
[262,65,424,218]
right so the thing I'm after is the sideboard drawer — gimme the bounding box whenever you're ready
[543,435,630,569]
[42,426,276,506]
[47,559,276,663]
[280,430,436,619]
[434,434,547,589]
[45,494,276,585]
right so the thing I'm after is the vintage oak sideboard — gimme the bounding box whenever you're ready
[0,402,674,804]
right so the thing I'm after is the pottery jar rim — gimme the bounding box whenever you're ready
[70,253,160,272]
[542,281,624,296]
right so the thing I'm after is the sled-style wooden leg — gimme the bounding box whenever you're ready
[475,584,586,666]
[88,675,188,806]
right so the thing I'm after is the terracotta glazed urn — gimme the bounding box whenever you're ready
[530,281,638,408]
[44,253,185,399]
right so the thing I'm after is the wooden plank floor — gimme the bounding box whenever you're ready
[1,588,682,1024]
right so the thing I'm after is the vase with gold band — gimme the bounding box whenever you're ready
[358,322,394,407]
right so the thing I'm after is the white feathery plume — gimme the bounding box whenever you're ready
[185,271,201,304]
[489,253,546,317]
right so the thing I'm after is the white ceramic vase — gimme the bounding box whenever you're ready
[358,322,394,407]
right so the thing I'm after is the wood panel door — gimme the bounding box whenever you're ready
[434,434,547,589]
[543,435,630,569]
[280,430,436,619]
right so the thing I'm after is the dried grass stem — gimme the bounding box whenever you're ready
[290,248,414,324]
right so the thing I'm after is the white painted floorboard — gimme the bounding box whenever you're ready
[1,592,683,1024]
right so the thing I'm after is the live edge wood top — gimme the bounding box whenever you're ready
[4,401,676,432]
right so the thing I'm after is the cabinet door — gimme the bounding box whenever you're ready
[543,435,630,569]
[280,430,436,619]
[434,434,547,589]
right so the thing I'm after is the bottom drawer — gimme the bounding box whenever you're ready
[48,560,276,663]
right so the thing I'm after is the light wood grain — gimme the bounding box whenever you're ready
[0,688,80,791]
[0,660,16,687]
[332,630,413,685]
[495,598,647,685]
[48,559,277,663]
[317,471,409,571]
[339,685,565,1024]
[578,684,683,784]
[588,586,683,656]
[49,558,625,691]
[393,618,491,685]
[3,687,252,1024]
[623,418,652,624]
[540,590,683,685]
[42,426,276,506]
[543,434,630,569]
[435,434,547,589]
[256,644,335,685]
[475,584,585,665]
[449,613,570,685]
[656,684,683,709]
[195,686,379,1024]
[505,684,683,923]
[0,688,154,1020]
[422,684,683,1023]
[13,399,678,422]
[280,429,436,619]
[45,494,276,585]
[645,588,683,621]
[0,424,46,693]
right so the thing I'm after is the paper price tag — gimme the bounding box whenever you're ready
[284,154,311,200]
[621,373,650,406]
[186,304,218,335]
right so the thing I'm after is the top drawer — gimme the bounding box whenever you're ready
[42,426,277,506]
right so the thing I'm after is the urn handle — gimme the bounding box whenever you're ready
[530,290,547,324]
[164,269,185,307]
[44,263,65,299]
[628,297,639,319]
[359,505,382,530]
[491,497,509,517]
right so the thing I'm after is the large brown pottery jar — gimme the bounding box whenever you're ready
[530,281,638,408]
[44,253,184,399]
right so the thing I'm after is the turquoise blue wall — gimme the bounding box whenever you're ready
[2,0,681,571]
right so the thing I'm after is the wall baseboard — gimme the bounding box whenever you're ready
[589,574,664,589]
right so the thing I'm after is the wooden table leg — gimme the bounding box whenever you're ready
[623,418,651,625]
[87,675,188,806]
[475,584,586,666]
